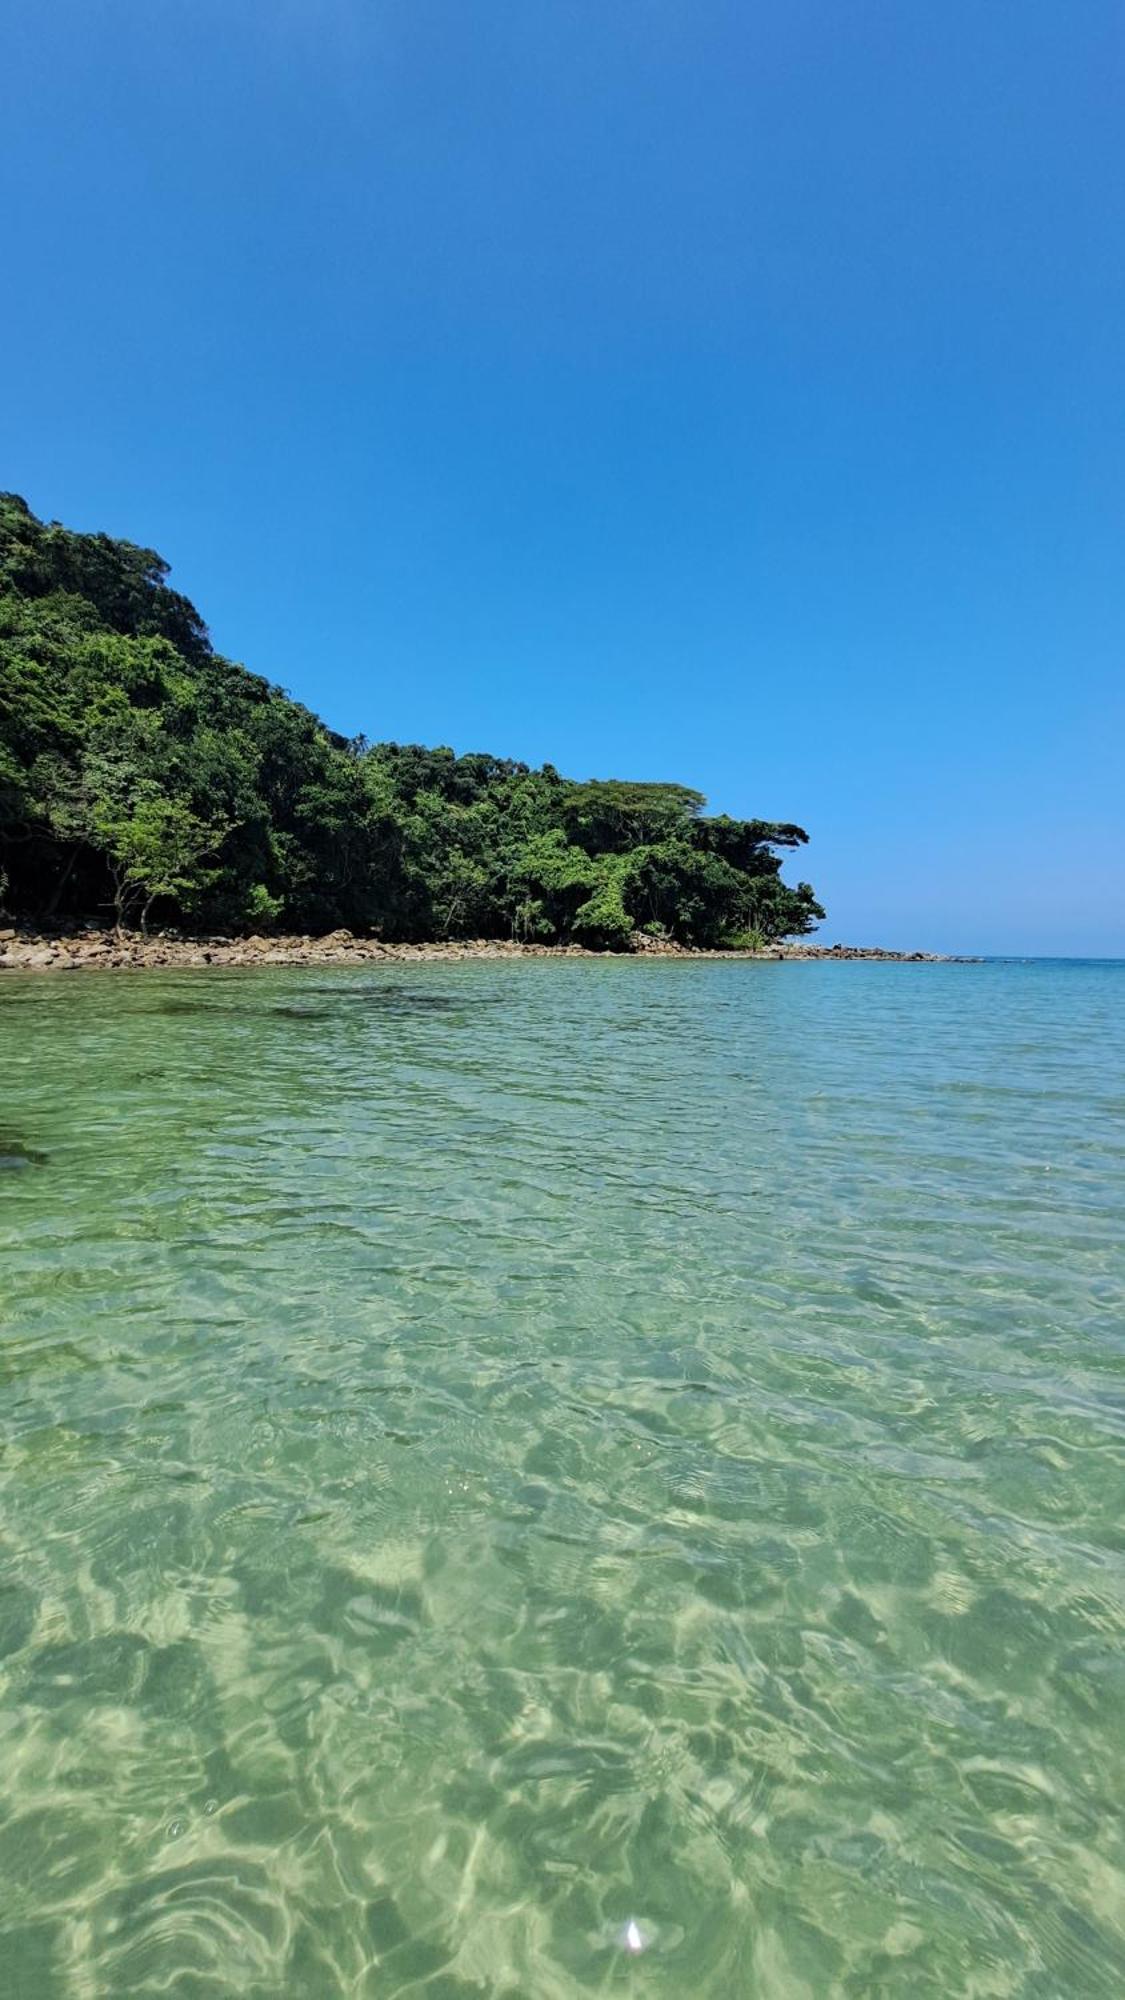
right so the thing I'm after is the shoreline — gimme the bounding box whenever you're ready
[0,926,965,971]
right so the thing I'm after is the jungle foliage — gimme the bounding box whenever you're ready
[0,494,824,947]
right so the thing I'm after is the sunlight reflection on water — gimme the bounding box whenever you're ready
[1,959,1123,1996]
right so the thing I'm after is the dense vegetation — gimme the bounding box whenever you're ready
[0,494,823,947]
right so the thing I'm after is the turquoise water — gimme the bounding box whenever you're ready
[1,960,1123,1998]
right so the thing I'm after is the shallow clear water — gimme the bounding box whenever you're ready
[1,960,1124,1998]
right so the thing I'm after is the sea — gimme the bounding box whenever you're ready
[1,958,1123,1997]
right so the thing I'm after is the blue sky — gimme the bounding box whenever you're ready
[4,2,1122,953]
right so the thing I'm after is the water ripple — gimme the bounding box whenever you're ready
[1,959,1124,1995]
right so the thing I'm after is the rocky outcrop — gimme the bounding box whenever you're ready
[0,924,963,971]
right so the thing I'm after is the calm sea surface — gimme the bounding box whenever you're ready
[1,960,1123,1998]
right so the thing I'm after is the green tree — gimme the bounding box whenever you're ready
[0,493,826,945]
[92,783,230,933]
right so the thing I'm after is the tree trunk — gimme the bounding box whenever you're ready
[44,845,79,919]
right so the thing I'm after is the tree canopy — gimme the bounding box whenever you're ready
[0,493,824,946]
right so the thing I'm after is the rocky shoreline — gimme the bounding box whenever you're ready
[0,926,962,971]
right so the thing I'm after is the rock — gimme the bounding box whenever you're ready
[0,925,964,971]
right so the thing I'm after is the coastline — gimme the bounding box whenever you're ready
[0,926,963,971]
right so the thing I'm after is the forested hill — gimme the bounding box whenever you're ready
[0,494,824,947]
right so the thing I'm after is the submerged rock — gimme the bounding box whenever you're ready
[0,1138,48,1170]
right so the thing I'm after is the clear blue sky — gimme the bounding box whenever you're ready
[4,2,1122,953]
